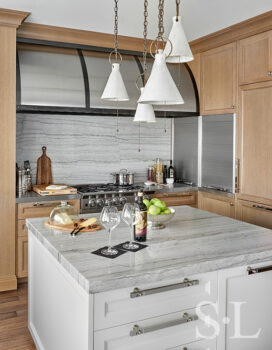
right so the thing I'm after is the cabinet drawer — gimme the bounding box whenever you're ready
[17,236,28,278]
[154,192,197,207]
[94,271,217,331]
[169,338,216,350]
[17,219,28,237]
[17,199,80,219]
[237,200,272,229]
[94,304,217,350]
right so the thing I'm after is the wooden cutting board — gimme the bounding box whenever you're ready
[33,184,77,196]
[36,146,52,185]
[45,220,101,233]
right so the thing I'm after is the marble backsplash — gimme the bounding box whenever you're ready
[16,114,172,184]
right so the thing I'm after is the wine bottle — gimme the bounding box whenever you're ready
[168,160,175,179]
[134,192,147,242]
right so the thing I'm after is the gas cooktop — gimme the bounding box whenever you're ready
[74,183,144,195]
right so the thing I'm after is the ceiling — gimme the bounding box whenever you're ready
[1,0,272,41]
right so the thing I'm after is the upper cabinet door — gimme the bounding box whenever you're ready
[201,43,237,115]
[239,31,272,85]
[238,81,272,205]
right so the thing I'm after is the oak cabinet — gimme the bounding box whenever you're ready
[153,191,197,207]
[236,200,272,230]
[16,199,80,278]
[201,43,237,115]
[239,30,272,85]
[17,236,28,278]
[238,81,272,205]
[198,191,235,218]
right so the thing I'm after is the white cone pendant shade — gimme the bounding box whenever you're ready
[138,50,184,105]
[101,63,129,101]
[164,16,194,63]
[134,88,156,123]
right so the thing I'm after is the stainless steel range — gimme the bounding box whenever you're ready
[74,183,155,213]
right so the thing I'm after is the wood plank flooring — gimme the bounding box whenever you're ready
[0,283,36,349]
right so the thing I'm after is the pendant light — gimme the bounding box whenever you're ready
[101,0,129,101]
[138,0,184,105]
[134,0,156,123]
[164,0,194,63]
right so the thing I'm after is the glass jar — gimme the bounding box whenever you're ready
[147,166,155,182]
[156,170,163,184]
[154,158,163,176]
[49,201,79,227]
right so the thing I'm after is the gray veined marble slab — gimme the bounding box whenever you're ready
[26,206,272,294]
[16,114,172,184]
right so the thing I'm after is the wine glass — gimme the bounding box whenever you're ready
[121,203,140,250]
[100,206,120,256]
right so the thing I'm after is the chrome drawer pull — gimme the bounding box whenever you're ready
[130,278,199,298]
[252,204,272,212]
[130,312,198,336]
[247,265,272,275]
[33,202,61,208]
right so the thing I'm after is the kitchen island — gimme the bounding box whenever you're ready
[27,206,272,350]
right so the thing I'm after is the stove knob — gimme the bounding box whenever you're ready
[88,198,96,207]
[119,196,127,205]
[96,198,105,207]
[112,195,120,205]
[105,199,112,206]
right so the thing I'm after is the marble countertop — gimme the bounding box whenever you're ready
[26,206,272,294]
[16,191,81,203]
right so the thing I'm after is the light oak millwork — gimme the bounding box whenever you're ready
[190,10,272,54]
[18,22,153,53]
[153,192,197,207]
[237,200,272,229]
[201,43,237,115]
[198,191,236,219]
[238,81,272,206]
[0,9,29,292]
[16,199,80,279]
[239,30,272,85]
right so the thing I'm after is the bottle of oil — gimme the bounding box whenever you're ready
[134,192,147,242]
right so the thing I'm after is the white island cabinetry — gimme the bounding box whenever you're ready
[27,206,272,350]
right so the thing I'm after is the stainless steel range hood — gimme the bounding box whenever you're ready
[16,42,199,117]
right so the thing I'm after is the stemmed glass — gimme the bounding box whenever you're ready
[100,206,120,256]
[121,203,140,250]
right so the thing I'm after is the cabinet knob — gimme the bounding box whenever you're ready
[230,202,234,207]
[267,71,272,76]
[231,105,235,109]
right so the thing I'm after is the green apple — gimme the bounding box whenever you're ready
[143,199,151,209]
[163,208,172,215]
[148,205,161,215]
[154,200,166,211]
[150,198,160,205]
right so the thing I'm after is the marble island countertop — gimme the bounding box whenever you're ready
[26,206,272,294]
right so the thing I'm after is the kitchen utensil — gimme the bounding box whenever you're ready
[126,173,134,185]
[121,203,141,250]
[119,169,128,186]
[36,146,52,185]
[147,208,175,229]
[100,206,120,256]
[70,226,85,237]
[33,184,77,196]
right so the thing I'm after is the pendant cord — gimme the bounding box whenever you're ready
[164,111,167,133]
[143,0,148,84]
[176,0,180,21]
[138,123,141,152]
[114,0,119,59]
[116,109,119,133]
[157,0,165,40]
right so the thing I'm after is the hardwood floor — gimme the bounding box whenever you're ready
[0,283,36,349]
